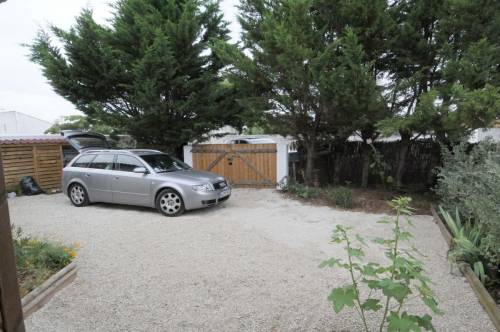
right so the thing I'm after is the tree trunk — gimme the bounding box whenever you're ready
[174,143,187,159]
[361,143,370,188]
[333,154,341,185]
[304,141,315,185]
[426,143,441,189]
[395,132,411,190]
[0,152,26,332]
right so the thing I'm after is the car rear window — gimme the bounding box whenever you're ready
[72,154,96,168]
[88,154,115,170]
[116,155,144,172]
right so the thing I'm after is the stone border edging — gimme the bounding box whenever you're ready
[21,261,77,317]
[430,204,500,331]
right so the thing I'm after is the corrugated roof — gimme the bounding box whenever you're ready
[0,135,66,145]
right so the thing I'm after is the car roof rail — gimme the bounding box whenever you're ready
[81,149,126,154]
[80,149,162,155]
[126,149,163,154]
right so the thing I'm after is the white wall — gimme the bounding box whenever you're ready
[276,143,289,188]
[183,145,193,167]
[470,128,500,143]
[0,111,52,135]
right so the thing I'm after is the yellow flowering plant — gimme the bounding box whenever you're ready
[12,226,77,296]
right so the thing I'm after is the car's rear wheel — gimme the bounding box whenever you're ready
[69,183,89,207]
[156,188,185,217]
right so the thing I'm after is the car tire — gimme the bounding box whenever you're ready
[68,183,90,207]
[156,188,185,217]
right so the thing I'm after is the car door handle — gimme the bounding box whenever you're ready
[114,176,120,180]
[84,173,91,177]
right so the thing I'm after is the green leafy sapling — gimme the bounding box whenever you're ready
[320,197,442,331]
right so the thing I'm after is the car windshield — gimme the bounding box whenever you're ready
[140,153,191,173]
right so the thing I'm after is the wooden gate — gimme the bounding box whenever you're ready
[191,144,277,187]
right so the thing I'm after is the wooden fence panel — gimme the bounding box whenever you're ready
[295,140,441,189]
[0,144,63,191]
[34,145,63,190]
[0,146,36,190]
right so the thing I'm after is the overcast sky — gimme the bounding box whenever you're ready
[0,0,240,123]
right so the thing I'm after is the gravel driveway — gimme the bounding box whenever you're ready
[9,189,495,331]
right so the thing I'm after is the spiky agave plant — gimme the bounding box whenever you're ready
[438,206,487,283]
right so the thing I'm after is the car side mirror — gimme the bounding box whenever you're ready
[133,166,148,174]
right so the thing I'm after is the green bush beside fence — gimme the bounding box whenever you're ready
[327,186,353,208]
[435,140,500,289]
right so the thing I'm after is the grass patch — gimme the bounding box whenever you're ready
[12,226,77,297]
[282,180,353,209]
[288,182,321,199]
[326,186,354,208]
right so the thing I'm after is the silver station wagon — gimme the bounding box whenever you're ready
[62,149,231,216]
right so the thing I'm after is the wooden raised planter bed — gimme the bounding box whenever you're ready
[430,205,500,330]
[21,262,77,317]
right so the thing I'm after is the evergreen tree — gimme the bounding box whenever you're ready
[215,0,384,184]
[314,0,392,187]
[379,0,500,188]
[321,28,388,187]
[29,0,241,154]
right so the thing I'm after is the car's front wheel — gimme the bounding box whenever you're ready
[156,188,185,217]
[69,183,89,207]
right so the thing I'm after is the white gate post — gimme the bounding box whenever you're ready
[183,145,193,167]
[276,143,289,189]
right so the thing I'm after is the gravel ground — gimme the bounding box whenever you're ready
[9,189,495,331]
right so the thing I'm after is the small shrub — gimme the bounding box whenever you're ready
[321,197,441,331]
[293,183,320,199]
[278,177,289,192]
[439,206,488,283]
[12,226,77,296]
[284,180,320,200]
[327,186,353,208]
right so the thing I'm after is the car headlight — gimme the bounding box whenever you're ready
[192,183,214,192]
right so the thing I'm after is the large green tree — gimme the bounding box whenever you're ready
[215,0,384,183]
[320,28,388,187]
[314,0,392,187]
[29,0,242,154]
[379,0,500,188]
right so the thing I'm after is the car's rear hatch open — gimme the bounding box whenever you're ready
[61,131,111,165]
[64,132,110,151]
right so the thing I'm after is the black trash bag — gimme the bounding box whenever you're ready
[19,176,44,195]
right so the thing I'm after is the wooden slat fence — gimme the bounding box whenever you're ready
[295,140,441,190]
[0,144,63,191]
